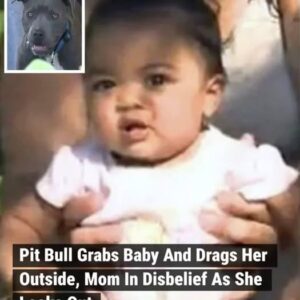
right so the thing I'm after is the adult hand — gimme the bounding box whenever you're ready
[199,191,276,244]
[198,192,274,300]
[62,191,122,244]
[199,186,300,300]
[199,178,300,248]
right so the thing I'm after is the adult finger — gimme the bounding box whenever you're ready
[70,223,122,244]
[63,192,105,228]
[199,210,277,244]
[215,191,272,225]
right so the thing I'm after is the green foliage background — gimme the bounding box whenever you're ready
[0,12,3,38]
[0,0,3,42]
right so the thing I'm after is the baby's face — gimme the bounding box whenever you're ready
[85,21,222,163]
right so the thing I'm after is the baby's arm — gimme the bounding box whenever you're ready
[0,191,62,293]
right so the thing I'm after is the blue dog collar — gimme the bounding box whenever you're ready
[51,21,71,65]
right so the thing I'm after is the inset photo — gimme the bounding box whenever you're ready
[4,0,84,73]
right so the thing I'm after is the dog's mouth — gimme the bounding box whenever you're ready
[31,44,50,57]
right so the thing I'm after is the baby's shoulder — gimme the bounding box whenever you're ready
[203,127,255,158]
[209,128,298,199]
[36,139,111,207]
[207,127,277,155]
[55,139,111,168]
[204,127,294,172]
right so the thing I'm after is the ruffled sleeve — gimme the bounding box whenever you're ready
[36,146,82,208]
[228,144,298,200]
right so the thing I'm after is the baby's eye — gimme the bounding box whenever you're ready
[91,79,116,92]
[145,74,169,88]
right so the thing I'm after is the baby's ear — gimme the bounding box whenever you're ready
[203,74,225,117]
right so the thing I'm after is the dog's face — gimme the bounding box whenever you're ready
[18,0,73,57]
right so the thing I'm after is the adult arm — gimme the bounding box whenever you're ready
[0,193,62,293]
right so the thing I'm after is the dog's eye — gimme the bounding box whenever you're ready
[51,12,59,20]
[27,11,34,18]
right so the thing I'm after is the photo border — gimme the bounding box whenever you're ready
[4,0,85,74]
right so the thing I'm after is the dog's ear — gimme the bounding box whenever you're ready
[61,0,77,18]
[61,0,71,6]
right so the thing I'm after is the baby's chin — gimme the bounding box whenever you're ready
[110,151,170,167]
[109,141,195,167]
[109,137,198,167]
[108,142,166,165]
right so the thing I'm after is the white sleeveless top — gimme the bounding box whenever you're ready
[36,126,297,242]
[36,126,298,300]
[213,0,300,161]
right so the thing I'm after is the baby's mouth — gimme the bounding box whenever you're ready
[119,119,149,142]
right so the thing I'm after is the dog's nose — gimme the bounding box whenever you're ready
[33,29,44,39]
[33,29,45,44]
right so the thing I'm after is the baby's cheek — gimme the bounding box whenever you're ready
[93,111,118,143]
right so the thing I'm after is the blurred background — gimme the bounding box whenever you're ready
[6,0,22,70]
[1,0,4,201]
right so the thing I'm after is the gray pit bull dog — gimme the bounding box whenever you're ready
[16,0,82,70]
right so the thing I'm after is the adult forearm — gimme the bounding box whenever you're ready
[0,212,43,288]
[0,193,61,293]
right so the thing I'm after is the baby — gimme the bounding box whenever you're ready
[0,0,298,300]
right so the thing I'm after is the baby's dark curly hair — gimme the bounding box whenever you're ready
[86,0,225,78]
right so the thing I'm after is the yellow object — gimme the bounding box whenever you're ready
[25,59,55,70]
[122,218,167,244]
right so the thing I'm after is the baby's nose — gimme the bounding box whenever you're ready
[116,88,144,111]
